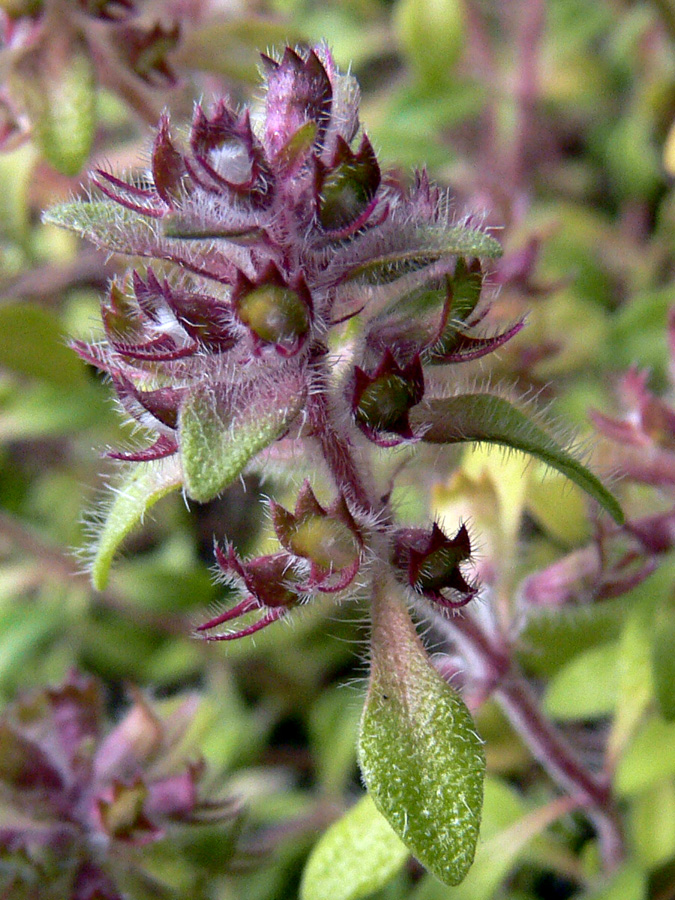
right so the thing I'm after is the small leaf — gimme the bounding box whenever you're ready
[179,379,305,503]
[606,608,654,770]
[543,643,618,720]
[358,573,485,886]
[0,303,86,387]
[411,393,623,524]
[416,795,577,900]
[43,201,156,254]
[13,32,96,175]
[584,862,647,900]
[300,794,409,900]
[176,20,306,83]
[630,780,675,870]
[91,459,182,590]
[615,715,675,796]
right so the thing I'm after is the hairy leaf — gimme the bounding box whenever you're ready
[348,225,501,284]
[179,380,305,503]
[412,393,623,524]
[358,573,484,886]
[300,794,408,900]
[91,459,182,590]
[43,202,158,255]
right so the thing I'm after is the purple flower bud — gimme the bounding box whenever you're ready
[352,350,425,445]
[393,523,476,608]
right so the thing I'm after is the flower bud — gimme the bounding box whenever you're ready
[316,135,380,232]
[394,523,476,607]
[353,350,424,445]
[234,266,312,355]
[271,482,362,591]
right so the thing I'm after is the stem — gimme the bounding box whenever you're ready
[430,608,626,871]
[306,356,378,516]
[510,0,545,194]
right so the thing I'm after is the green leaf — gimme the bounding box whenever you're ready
[414,795,576,900]
[652,609,675,721]
[607,608,654,769]
[358,573,485,886]
[43,201,155,255]
[630,779,675,870]
[0,303,86,387]
[91,459,182,591]
[411,393,623,524]
[176,20,306,82]
[300,795,409,900]
[583,862,647,900]
[179,380,306,503]
[543,643,618,720]
[348,225,502,284]
[615,715,675,796]
[12,32,96,176]
[0,381,110,441]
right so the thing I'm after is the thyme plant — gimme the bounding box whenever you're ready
[44,44,623,889]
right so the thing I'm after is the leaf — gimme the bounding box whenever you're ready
[12,32,96,176]
[615,715,675,796]
[91,459,182,590]
[411,393,623,524]
[606,608,654,770]
[0,381,111,441]
[0,303,86,387]
[179,379,305,503]
[414,795,577,900]
[358,573,485,886]
[543,643,618,720]
[300,794,409,900]
[43,201,157,255]
[630,779,675,870]
[583,863,647,900]
[176,19,306,82]
[652,608,675,721]
[348,225,502,284]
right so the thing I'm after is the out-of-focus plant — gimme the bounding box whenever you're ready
[0,669,242,899]
[0,0,181,174]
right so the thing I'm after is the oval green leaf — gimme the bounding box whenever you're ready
[358,574,485,886]
[179,379,306,503]
[91,459,182,590]
[300,794,409,900]
[411,393,623,524]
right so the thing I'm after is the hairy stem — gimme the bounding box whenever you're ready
[306,354,378,516]
[430,608,626,871]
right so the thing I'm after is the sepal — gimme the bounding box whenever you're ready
[196,545,300,641]
[262,46,332,157]
[316,134,380,232]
